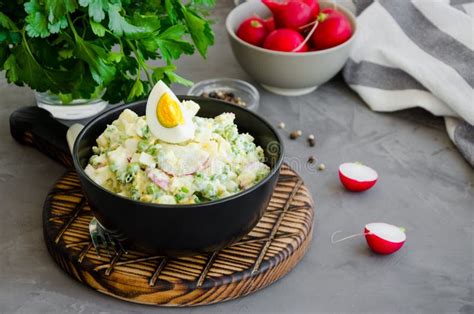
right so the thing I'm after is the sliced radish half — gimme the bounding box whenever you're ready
[365,223,406,255]
[339,162,378,192]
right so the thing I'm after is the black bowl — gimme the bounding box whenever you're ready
[72,97,284,256]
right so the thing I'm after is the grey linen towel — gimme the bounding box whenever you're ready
[343,0,474,166]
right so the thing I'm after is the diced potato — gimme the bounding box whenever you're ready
[107,147,128,172]
[182,100,200,117]
[85,164,113,185]
[124,138,139,156]
[135,118,148,137]
[138,152,156,168]
[156,195,176,204]
[119,109,138,123]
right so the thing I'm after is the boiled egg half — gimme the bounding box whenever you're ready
[146,81,199,143]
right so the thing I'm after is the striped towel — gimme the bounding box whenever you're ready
[343,0,474,166]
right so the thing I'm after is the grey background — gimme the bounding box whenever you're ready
[0,1,472,313]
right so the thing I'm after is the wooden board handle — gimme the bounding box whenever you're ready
[10,107,73,168]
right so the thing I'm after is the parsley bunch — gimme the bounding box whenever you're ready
[0,0,215,103]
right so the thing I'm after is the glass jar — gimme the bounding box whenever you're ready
[187,78,260,112]
[35,91,108,120]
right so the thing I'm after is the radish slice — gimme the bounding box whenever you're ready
[339,162,378,192]
[147,168,170,190]
[365,223,406,255]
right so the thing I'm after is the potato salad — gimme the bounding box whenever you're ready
[84,108,270,204]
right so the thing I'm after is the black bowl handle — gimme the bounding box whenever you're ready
[10,107,73,168]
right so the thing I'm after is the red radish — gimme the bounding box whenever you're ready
[236,17,269,47]
[338,162,378,192]
[147,169,170,190]
[302,0,320,17]
[263,29,309,52]
[311,8,353,50]
[264,16,276,32]
[365,223,406,255]
[262,0,313,30]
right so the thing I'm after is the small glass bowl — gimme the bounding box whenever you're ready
[187,78,260,112]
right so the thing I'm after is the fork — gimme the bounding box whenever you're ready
[89,218,128,257]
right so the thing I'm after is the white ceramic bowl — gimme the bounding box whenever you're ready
[226,0,357,96]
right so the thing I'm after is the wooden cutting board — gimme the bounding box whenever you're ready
[43,164,314,306]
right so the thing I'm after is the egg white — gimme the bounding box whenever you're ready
[146,81,198,143]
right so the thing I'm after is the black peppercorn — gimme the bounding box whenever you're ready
[289,130,302,139]
[201,90,247,107]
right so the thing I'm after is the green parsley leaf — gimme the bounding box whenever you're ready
[1,0,215,103]
[79,0,108,22]
[152,65,174,82]
[0,30,21,45]
[0,46,8,70]
[165,0,178,23]
[58,49,74,59]
[156,24,194,63]
[67,62,97,100]
[130,14,161,33]
[6,43,73,93]
[30,39,61,68]
[127,79,145,101]
[165,70,193,86]
[24,0,70,38]
[45,0,78,24]
[182,7,214,57]
[90,20,106,37]
[107,3,143,37]
[107,51,123,63]
[103,74,131,104]
[3,54,20,83]
[190,0,216,6]
[24,0,50,38]
[47,17,68,34]
[0,12,18,30]
[73,37,116,85]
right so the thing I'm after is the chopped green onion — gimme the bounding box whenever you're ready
[175,193,185,202]
[146,183,159,195]
[146,146,158,156]
[141,126,150,139]
[137,140,149,152]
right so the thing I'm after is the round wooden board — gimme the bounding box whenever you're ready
[43,164,314,306]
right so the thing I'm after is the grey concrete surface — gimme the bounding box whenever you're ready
[0,1,472,313]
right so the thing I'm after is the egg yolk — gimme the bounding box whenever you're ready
[156,93,184,128]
